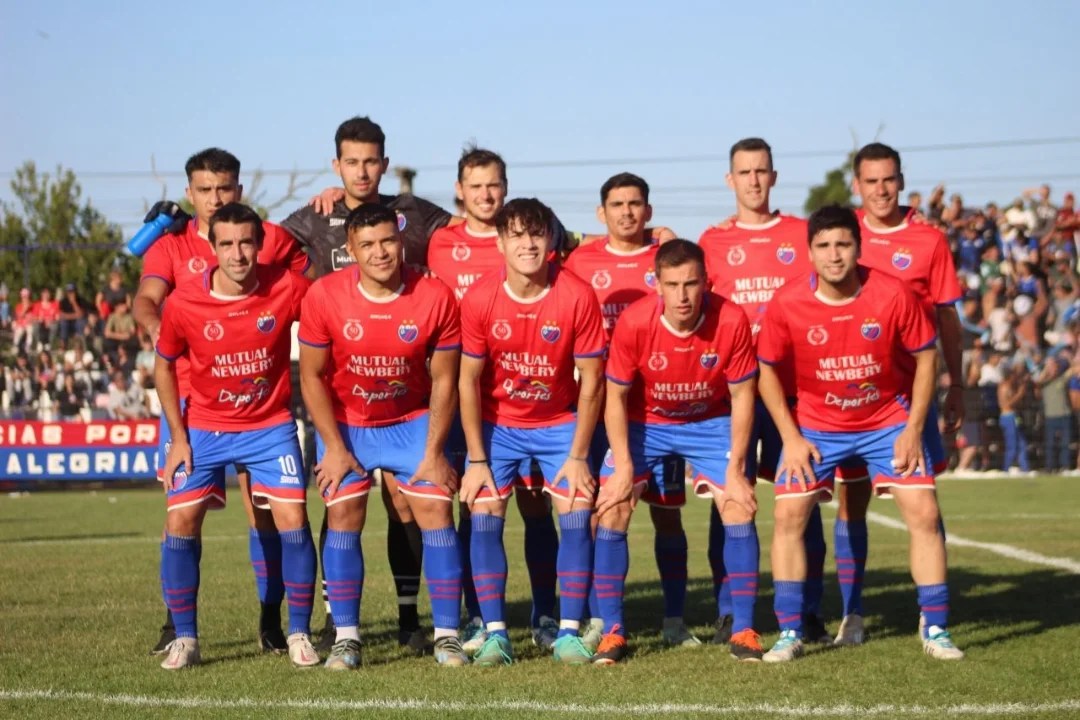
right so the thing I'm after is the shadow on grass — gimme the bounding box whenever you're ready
[0,531,143,544]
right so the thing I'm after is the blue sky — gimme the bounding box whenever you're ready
[2,0,1078,239]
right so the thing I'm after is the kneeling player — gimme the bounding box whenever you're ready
[299,204,467,669]
[155,203,317,670]
[596,239,763,663]
[757,205,963,662]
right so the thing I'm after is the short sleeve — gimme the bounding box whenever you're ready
[297,282,330,347]
[572,287,606,359]
[756,301,792,366]
[459,290,488,359]
[155,300,187,360]
[928,233,963,306]
[605,313,638,385]
[431,283,461,351]
[724,307,758,384]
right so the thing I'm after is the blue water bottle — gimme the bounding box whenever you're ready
[126,213,174,257]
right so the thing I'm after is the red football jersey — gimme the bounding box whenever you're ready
[298,268,460,427]
[460,267,606,428]
[141,218,309,290]
[854,211,963,313]
[156,265,310,431]
[426,223,506,301]
[563,239,658,338]
[698,214,809,341]
[606,293,757,424]
[757,268,937,433]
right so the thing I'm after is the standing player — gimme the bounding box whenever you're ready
[828,143,965,645]
[134,148,309,655]
[697,138,831,644]
[458,198,606,666]
[756,205,963,662]
[595,239,762,664]
[298,203,467,669]
[282,117,453,652]
[154,203,317,669]
[565,173,702,648]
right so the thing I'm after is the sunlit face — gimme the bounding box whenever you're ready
[809,227,860,287]
[334,140,389,203]
[211,221,261,286]
[658,260,706,328]
[598,186,652,242]
[456,163,506,223]
[726,149,776,214]
[347,221,402,286]
[853,158,904,222]
[186,171,241,226]
[497,219,549,277]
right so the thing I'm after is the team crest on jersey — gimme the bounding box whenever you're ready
[891,248,913,271]
[398,320,419,344]
[861,318,882,341]
[187,257,208,274]
[492,319,512,340]
[540,321,561,343]
[644,268,657,288]
[648,351,669,372]
[726,246,746,266]
[396,211,407,231]
[776,243,796,265]
[343,319,364,342]
[256,311,276,334]
[807,325,829,346]
[699,349,719,369]
[202,320,224,341]
[591,270,612,290]
[451,243,471,262]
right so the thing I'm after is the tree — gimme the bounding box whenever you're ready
[0,162,136,300]
[804,152,854,215]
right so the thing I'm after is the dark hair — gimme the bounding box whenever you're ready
[185,148,241,182]
[655,238,705,273]
[807,204,861,247]
[853,142,902,177]
[729,137,773,169]
[208,202,265,246]
[495,198,554,238]
[458,145,507,184]
[335,116,386,158]
[600,172,650,204]
[345,203,399,234]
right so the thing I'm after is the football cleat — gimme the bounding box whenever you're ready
[473,634,514,667]
[923,626,964,660]
[160,637,200,670]
[552,634,594,665]
[729,628,764,662]
[324,638,362,670]
[433,636,469,667]
[531,615,559,651]
[763,630,805,663]
[461,617,488,656]
[711,614,734,645]
[834,614,865,646]
[592,626,628,666]
[662,617,703,647]
[287,632,320,668]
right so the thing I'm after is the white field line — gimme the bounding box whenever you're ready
[1,689,1078,717]
[866,511,1080,574]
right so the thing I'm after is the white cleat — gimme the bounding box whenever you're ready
[833,614,865,646]
[287,632,321,668]
[160,637,200,670]
[763,630,805,663]
[923,625,964,660]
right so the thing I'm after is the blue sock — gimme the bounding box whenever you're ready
[773,580,805,635]
[249,527,284,606]
[555,510,592,637]
[724,522,759,633]
[471,513,508,639]
[422,526,462,632]
[162,534,200,639]
[279,526,317,636]
[835,519,868,616]
[457,506,481,620]
[917,583,950,637]
[707,504,731,616]
[323,529,363,630]
[593,526,629,636]
[587,571,601,622]
[523,512,559,627]
[803,504,826,618]
[654,532,688,618]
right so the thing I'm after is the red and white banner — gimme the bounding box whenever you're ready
[0,420,159,480]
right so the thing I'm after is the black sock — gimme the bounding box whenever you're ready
[387,517,423,632]
[162,606,174,631]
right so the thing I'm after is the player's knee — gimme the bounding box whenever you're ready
[166,506,206,537]
[327,498,367,532]
[598,500,633,531]
[649,504,683,533]
[772,499,810,535]
[269,501,308,531]
[719,502,754,526]
[251,505,277,532]
[407,497,454,530]
[898,492,941,536]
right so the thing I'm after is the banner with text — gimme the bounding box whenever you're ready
[0,421,159,480]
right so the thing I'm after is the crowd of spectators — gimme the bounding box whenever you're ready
[0,269,159,423]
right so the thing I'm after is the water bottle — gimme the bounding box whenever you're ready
[126,213,175,257]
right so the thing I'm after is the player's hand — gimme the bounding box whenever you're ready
[555,456,596,506]
[144,201,192,234]
[595,462,634,517]
[308,186,345,215]
[411,453,459,496]
[162,436,192,492]
[707,214,738,231]
[893,426,926,477]
[778,435,821,493]
[721,462,757,516]
[942,385,964,433]
[645,225,677,243]
[460,462,498,509]
[314,444,364,499]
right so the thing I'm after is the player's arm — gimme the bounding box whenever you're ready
[758,361,818,492]
[894,347,936,477]
[153,353,189,491]
[554,356,603,502]
[299,343,364,498]
[458,354,497,507]
[596,378,633,516]
[411,347,461,495]
[724,375,758,514]
[936,304,964,432]
[133,278,169,345]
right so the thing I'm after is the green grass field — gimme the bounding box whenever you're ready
[1,476,1079,719]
